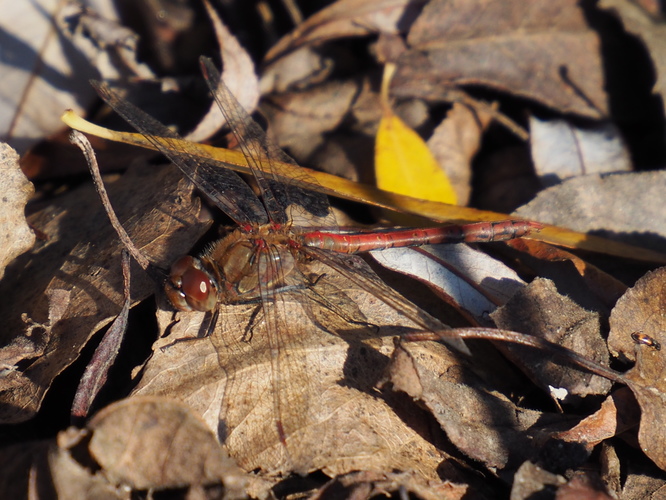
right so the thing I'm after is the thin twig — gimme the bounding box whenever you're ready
[69,130,152,273]
[403,327,627,385]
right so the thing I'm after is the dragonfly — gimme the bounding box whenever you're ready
[92,57,541,473]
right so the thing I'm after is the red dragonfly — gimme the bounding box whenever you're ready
[92,58,540,472]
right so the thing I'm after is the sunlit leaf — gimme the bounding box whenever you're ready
[375,64,457,205]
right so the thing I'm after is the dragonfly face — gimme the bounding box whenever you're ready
[165,255,219,312]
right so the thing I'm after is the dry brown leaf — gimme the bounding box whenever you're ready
[510,461,567,500]
[608,267,666,470]
[491,278,612,399]
[515,171,666,254]
[186,1,259,142]
[552,388,640,453]
[0,428,123,499]
[386,340,577,472]
[0,162,211,424]
[393,0,606,117]
[427,102,493,205]
[505,239,628,310]
[265,0,426,64]
[87,397,247,492]
[262,81,359,162]
[0,143,35,280]
[554,473,615,500]
[313,470,469,500]
[608,266,666,363]
[0,399,247,498]
[620,460,666,499]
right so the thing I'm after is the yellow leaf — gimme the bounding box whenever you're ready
[375,63,457,205]
[376,112,457,205]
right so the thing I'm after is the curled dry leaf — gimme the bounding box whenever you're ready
[186,0,258,142]
[393,0,607,117]
[427,102,493,205]
[0,143,35,280]
[608,267,666,471]
[552,387,640,454]
[0,162,211,424]
[491,278,612,399]
[87,397,247,493]
[265,0,425,64]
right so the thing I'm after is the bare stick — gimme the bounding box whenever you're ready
[403,327,627,385]
[69,130,152,272]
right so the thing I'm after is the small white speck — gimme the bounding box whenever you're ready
[549,386,568,401]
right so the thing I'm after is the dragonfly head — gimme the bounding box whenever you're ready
[165,256,218,312]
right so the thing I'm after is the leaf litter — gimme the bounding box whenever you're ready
[2,0,666,498]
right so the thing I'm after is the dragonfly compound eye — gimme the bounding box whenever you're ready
[166,256,218,312]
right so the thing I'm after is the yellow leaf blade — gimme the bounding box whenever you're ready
[376,111,458,205]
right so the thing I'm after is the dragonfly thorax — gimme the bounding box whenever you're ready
[166,226,299,311]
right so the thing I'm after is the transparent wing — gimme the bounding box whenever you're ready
[92,81,268,226]
[200,57,335,228]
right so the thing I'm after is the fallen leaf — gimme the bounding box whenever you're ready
[265,0,426,64]
[0,143,35,280]
[262,80,359,162]
[608,267,666,470]
[428,102,493,205]
[515,170,666,255]
[555,473,615,500]
[0,1,147,155]
[529,117,632,187]
[552,387,640,453]
[87,397,246,492]
[491,278,612,399]
[393,0,607,117]
[510,461,567,500]
[186,0,259,142]
[599,0,666,103]
[0,162,211,424]
[375,64,457,205]
[386,340,578,472]
[371,243,526,325]
[133,255,460,485]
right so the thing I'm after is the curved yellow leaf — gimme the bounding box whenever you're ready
[376,112,458,205]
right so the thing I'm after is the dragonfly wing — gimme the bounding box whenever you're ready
[302,246,471,356]
[200,58,336,228]
[92,81,268,226]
